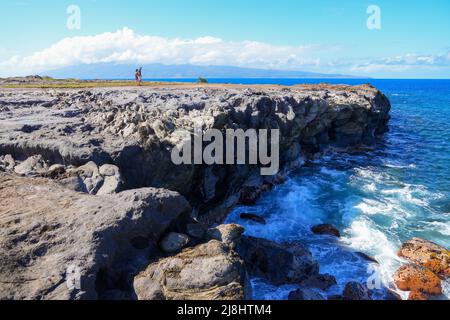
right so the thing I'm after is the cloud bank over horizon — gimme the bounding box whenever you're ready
[0,28,319,76]
[1,27,449,78]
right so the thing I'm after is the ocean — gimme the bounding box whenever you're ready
[151,78,450,299]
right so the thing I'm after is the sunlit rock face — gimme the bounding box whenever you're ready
[0,84,390,221]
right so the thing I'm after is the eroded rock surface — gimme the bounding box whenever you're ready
[398,238,449,278]
[0,85,391,221]
[393,264,442,297]
[0,173,191,300]
[236,236,319,285]
[133,240,249,300]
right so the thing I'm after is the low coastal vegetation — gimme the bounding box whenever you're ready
[198,76,209,84]
[0,75,185,89]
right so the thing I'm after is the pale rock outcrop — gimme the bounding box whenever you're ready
[41,161,122,195]
[133,240,249,300]
[0,173,191,300]
[97,164,122,195]
[236,236,319,285]
[70,161,104,194]
[208,224,245,248]
[0,154,15,171]
[14,154,48,176]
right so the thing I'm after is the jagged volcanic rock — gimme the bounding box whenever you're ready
[0,84,391,222]
[0,172,191,300]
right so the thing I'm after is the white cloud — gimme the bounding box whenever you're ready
[0,27,320,76]
[350,52,450,74]
[1,27,448,77]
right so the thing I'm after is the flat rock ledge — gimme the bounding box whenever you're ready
[0,85,391,222]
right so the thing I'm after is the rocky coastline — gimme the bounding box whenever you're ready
[1,83,447,300]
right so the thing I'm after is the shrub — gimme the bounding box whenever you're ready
[198,76,208,84]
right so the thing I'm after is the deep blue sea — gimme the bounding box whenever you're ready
[151,78,450,299]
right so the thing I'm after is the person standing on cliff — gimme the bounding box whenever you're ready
[135,67,142,86]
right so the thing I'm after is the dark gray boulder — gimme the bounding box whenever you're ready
[236,236,319,285]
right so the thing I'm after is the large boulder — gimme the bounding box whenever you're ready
[398,238,449,278]
[0,173,191,300]
[236,236,319,285]
[133,240,249,300]
[208,224,245,248]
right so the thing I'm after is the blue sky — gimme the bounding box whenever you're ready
[1,0,449,78]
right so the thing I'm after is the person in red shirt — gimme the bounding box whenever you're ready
[135,67,142,86]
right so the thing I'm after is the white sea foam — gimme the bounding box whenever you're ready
[362,183,377,192]
[227,179,325,242]
[354,199,394,216]
[353,168,390,184]
[429,221,450,236]
[320,167,345,178]
[342,218,404,295]
[381,187,428,206]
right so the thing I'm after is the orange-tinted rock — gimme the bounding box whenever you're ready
[398,238,450,278]
[393,264,442,296]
